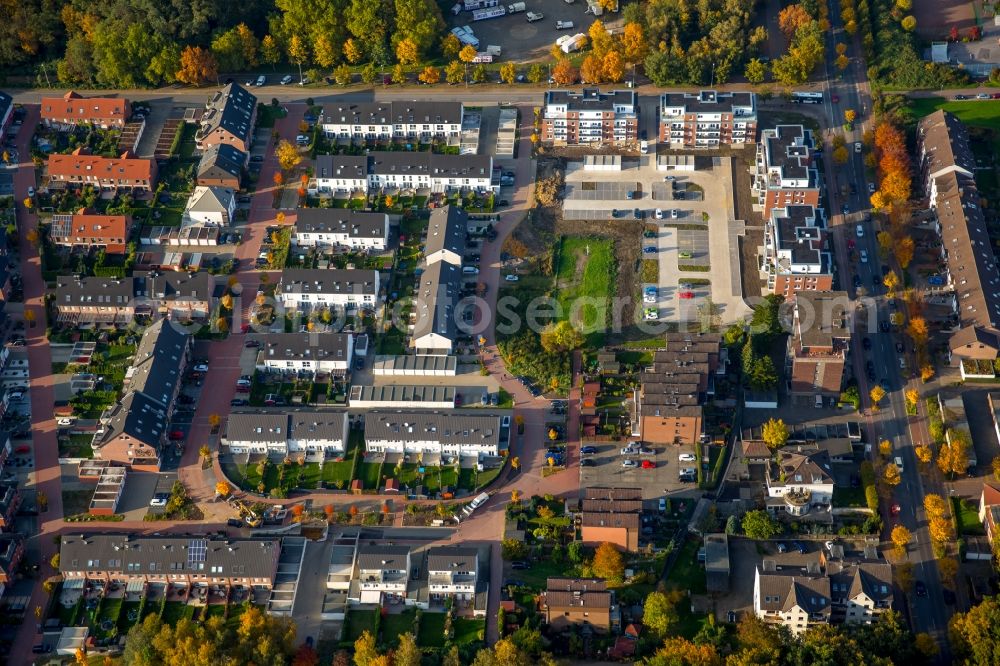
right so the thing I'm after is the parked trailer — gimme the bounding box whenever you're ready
[464,0,499,9]
[486,44,502,56]
[473,6,506,20]
[560,32,586,53]
[507,1,525,12]
[472,53,494,63]
[457,31,480,47]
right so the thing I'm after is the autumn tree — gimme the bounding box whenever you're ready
[833,146,849,164]
[591,542,625,585]
[883,270,900,295]
[274,140,302,172]
[929,516,954,545]
[500,62,516,85]
[215,481,231,497]
[445,60,463,85]
[261,35,281,67]
[441,34,461,59]
[287,35,309,80]
[459,44,477,63]
[602,50,625,83]
[552,59,578,85]
[588,20,612,58]
[334,64,352,85]
[907,317,928,344]
[392,64,406,84]
[540,321,585,353]
[745,58,766,84]
[176,46,218,86]
[580,55,603,84]
[417,65,440,84]
[761,417,789,450]
[915,445,933,465]
[353,630,380,666]
[396,38,419,65]
[883,462,901,486]
[891,525,911,555]
[915,633,939,659]
[394,633,421,666]
[879,439,893,458]
[836,54,849,70]
[778,4,812,38]
[924,493,947,520]
[938,429,971,477]
[895,236,915,268]
[643,590,681,636]
[938,556,959,587]
[621,22,647,64]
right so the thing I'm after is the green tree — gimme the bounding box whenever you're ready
[287,34,310,78]
[471,64,487,83]
[745,58,767,84]
[392,0,446,58]
[949,596,1000,666]
[312,35,339,68]
[261,35,282,67]
[348,0,391,53]
[540,321,585,353]
[742,510,781,539]
[441,33,462,59]
[333,64,352,85]
[749,356,778,390]
[392,63,406,84]
[445,60,464,84]
[643,591,680,636]
[361,62,378,83]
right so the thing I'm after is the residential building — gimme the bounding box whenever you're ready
[372,355,457,377]
[92,320,191,471]
[58,534,281,589]
[766,448,835,515]
[828,560,893,624]
[787,291,850,398]
[762,205,833,297]
[133,271,216,322]
[541,89,638,145]
[196,83,257,152]
[292,209,388,251]
[312,155,368,195]
[0,534,23,589]
[196,143,245,189]
[753,125,821,218]
[0,91,12,137]
[223,411,348,455]
[754,565,832,635]
[50,210,131,254]
[349,384,456,409]
[424,206,467,267]
[704,534,731,593]
[917,110,1000,364]
[659,90,757,148]
[363,410,504,458]
[319,101,463,141]
[411,260,463,355]
[47,149,157,192]
[88,466,127,516]
[255,332,354,376]
[578,487,642,552]
[979,482,1000,547]
[354,545,411,604]
[41,91,128,129]
[54,276,137,326]
[0,482,21,531]
[276,269,379,312]
[637,332,723,445]
[426,547,479,601]
[541,578,615,633]
[311,153,496,195]
[184,186,236,226]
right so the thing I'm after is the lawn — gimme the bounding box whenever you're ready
[204,604,227,620]
[356,462,383,491]
[57,598,81,627]
[666,537,707,595]
[417,612,447,648]
[833,486,867,508]
[379,609,416,647]
[421,465,458,494]
[518,558,576,590]
[140,596,159,621]
[952,496,985,536]
[453,618,485,645]
[458,467,476,491]
[554,236,615,347]
[117,600,141,635]
[322,459,354,487]
[161,601,194,626]
[92,598,122,639]
[343,609,377,643]
[907,97,1000,131]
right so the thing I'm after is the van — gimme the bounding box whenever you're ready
[462,266,480,275]
[815,395,823,408]
[893,456,904,473]
[468,492,490,510]
[256,75,266,86]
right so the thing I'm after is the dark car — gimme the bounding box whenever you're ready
[853,275,862,289]
[862,337,871,350]
[849,183,858,195]
[792,541,807,554]
[866,361,876,375]
[581,446,598,454]
[178,394,195,404]
[880,378,890,392]
[915,580,928,597]
[895,342,905,354]
[955,95,968,100]
[880,320,890,332]
[510,561,530,570]
[250,155,264,162]
[227,518,243,528]
[643,246,657,254]
[230,399,248,407]
[355,358,364,371]
[245,339,260,348]
[633,208,642,219]
[942,588,956,605]
[580,458,596,467]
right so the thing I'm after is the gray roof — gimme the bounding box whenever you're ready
[226,413,288,443]
[97,391,168,448]
[197,143,245,182]
[372,354,457,374]
[259,332,352,363]
[771,448,834,486]
[770,205,828,267]
[762,125,816,183]
[128,319,190,406]
[660,90,756,114]
[134,271,214,303]
[425,206,467,262]
[321,100,463,127]
[314,154,367,181]
[793,291,850,348]
[364,410,501,447]
[582,487,642,501]
[703,534,730,574]
[368,151,492,180]
[279,269,379,297]
[426,547,478,573]
[544,88,637,113]
[294,209,387,239]
[59,533,280,580]
[288,411,347,443]
[186,186,234,214]
[412,261,463,344]
[55,275,137,307]
[199,83,257,146]
[357,545,410,571]
[756,570,831,616]
[349,384,456,405]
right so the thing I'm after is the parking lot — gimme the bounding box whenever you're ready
[578,442,703,500]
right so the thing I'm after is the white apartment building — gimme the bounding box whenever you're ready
[311,153,495,196]
[224,411,347,455]
[319,101,463,141]
[292,209,388,251]
[312,155,370,196]
[363,411,503,458]
[255,333,354,376]
[659,90,757,148]
[183,186,236,226]
[276,269,379,312]
[426,547,479,601]
[354,546,412,604]
[754,567,831,635]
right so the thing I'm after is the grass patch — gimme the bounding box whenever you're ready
[160,601,194,626]
[93,597,123,639]
[458,467,476,491]
[417,612,447,647]
[256,104,287,128]
[117,600,141,635]
[356,462,382,490]
[204,604,227,619]
[322,459,354,487]
[554,236,615,347]
[379,609,416,647]
[343,609,377,643]
[907,97,1000,131]
[516,558,574,590]
[833,485,867,508]
[665,538,707,595]
[453,617,485,645]
[952,496,985,536]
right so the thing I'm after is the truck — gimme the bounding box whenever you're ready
[485,44,502,56]
[556,20,574,29]
[526,10,544,21]
[464,0,499,9]
[507,1,525,12]
[559,32,586,53]
[451,26,480,47]
[473,6,505,19]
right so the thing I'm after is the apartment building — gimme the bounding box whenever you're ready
[427,547,479,601]
[354,545,412,604]
[196,143,245,189]
[578,487,642,552]
[363,410,504,458]
[54,276,137,327]
[762,205,832,297]
[0,482,21,531]
[276,269,379,312]
[254,332,354,376]
[541,89,638,145]
[196,83,257,152]
[754,566,831,635]
[58,534,282,589]
[312,155,368,195]
[47,149,157,192]
[224,411,348,455]
[0,91,12,137]
[766,448,835,515]
[541,578,615,633]
[292,209,388,251]
[50,210,131,254]
[0,534,23,590]
[41,91,128,129]
[183,186,236,226]
[753,125,821,218]
[311,152,496,195]
[637,332,723,445]
[787,290,850,398]
[917,110,1000,364]
[658,90,757,148]
[319,101,463,141]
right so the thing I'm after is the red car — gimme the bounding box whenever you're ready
[14,446,29,454]
[679,291,695,299]
[169,431,185,440]
[641,460,656,469]
[890,503,901,516]
[831,94,840,104]
[847,239,855,250]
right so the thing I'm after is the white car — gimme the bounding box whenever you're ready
[859,249,868,263]
[654,208,663,219]
[57,418,73,427]
[255,75,266,86]
[621,459,638,468]
[678,453,697,463]
[505,275,519,282]
[299,77,310,85]
[620,446,636,456]
[280,75,293,85]
[855,142,862,153]
[555,20,574,29]
[855,224,864,238]
[193,363,209,372]
[27,186,34,197]
[640,140,649,154]
[868,182,876,193]
[670,209,678,219]
[149,497,167,507]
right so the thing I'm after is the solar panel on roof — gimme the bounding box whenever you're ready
[188,538,207,565]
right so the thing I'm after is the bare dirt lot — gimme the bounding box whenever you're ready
[913,0,976,40]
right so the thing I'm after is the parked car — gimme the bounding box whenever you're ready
[227,518,244,528]
[678,453,697,462]
[280,75,293,85]
[193,363,209,372]
[245,339,260,348]
[230,399,248,407]
[621,459,638,468]
[169,430,185,440]
[914,580,927,597]
[581,446,598,454]
[580,458,595,467]
[641,459,656,469]
[56,418,73,426]
[643,246,657,254]
[510,561,529,570]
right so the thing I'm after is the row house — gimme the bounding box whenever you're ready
[349,384,457,409]
[659,90,757,148]
[255,333,354,377]
[541,89,638,145]
[787,291,850,399]
[363,410,504,458]
[183,186,236,226]
[41,91,128,129]
[355,546,411,604]
[347,544,483,609]
[578,487,642,552]
[312,152,496,196]
[427,547,479,602]
[319,101,463,141]
[541,578,616,634]
[753,125,821,219]
[411,206,467,356]
[50,209,131,254]
[292,208,389,251]
[58,534,281,590]
[276,268,379,312]
[55,271,216,327]
[196,143,246,189]
[196,83,257,153]
[762,205,832,298]
[0,482,21,531]
[223,410,348,455]
[47,149,157,192]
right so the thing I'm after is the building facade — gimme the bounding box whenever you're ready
[47,150,157,192]
[426,547,479,601]
[319,101,463,141]
[658,91,757,148]
[276,269,380,312]
[41,91,128,129]
[292,209,388,251]
[541,89,638,145]
[753,125,821,218]
[762,205,833,297]
[363,410,504,458]
[255,333,354,376]
[542,578,615,633]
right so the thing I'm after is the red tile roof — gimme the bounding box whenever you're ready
[983,482,1000,507]
[48,149,155,185]
[41,91,128,125]
[51,209,130,251]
